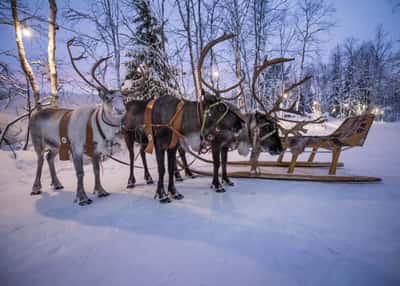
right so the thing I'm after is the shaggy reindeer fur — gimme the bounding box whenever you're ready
[29,96,125,206]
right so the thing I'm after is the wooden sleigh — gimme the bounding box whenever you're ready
[187,114,381,183]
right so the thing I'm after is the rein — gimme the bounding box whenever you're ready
[249,115,277,150]
[200,100,230,140]
[100,107,121,128]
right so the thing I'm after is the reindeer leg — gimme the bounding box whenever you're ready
[141,143,153,184]
[155,145,171,203]
[126,134,136,188]
[92,154,110,198]
[210,144,225,193]
[46,149,63,190]
[31,151,44,195]
[221,147,234,186]
[178,146,195,178]
[249,147,261,175]
[72,152,92,206]
[168,148,184,200]
[174,159,184,182]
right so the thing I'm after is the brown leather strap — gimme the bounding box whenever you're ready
[84,109,96,157]
[59,110,73,161]
[144,99,156,153]
[168,101,185,149]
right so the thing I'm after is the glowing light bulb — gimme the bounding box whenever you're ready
[212,70,219,80]
[21,27,32,38]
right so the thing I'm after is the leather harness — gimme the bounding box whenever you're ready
[59,109,103,160]
[143,99,185,153]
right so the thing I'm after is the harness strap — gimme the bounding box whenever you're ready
[85,109,97,157]
[168,100,185,149]
[95,109,107,141]
[59,110,73,161]
[144,99,156,153]
[59,109,97,160]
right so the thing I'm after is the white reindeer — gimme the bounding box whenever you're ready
[29,39,125,206]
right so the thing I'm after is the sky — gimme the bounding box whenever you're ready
[325,0,399,48]
[0,0,399,93]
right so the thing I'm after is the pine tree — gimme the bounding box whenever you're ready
[124,0,175,98]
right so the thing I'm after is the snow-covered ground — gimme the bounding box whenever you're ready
[0,121,399,286]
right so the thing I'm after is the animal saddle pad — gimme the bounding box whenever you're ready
[144,99,185,154]
[59,109,96,160]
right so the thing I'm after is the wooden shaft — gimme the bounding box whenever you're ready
[329,148,341,175]
[307,147,318,163]
[288,153,298,174]
[277,149,286,163]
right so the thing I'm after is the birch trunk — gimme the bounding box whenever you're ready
[11,0,41,109]
[48,0,58,107]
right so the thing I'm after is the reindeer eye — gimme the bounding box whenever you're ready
[217,104,225,112]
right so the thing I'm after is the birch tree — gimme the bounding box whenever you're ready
[48,0,58,107]
[11,0,41,109]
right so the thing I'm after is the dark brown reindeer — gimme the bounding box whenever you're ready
[29,38,125,206]
[123,34,247,203]
[122,64,194,189]
[249,69,326,173]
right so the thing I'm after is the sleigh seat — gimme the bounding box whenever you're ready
[279,113,375,175]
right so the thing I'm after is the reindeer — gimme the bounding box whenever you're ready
[29,39,125,206]
[123,34,247,203]
[249,63,326,174]
[122,64,194,189]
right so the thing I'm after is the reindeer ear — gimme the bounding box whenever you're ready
[203,90,217,103]
[255,111,264,120]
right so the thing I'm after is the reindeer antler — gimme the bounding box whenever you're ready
[91,55,112,92]
[67,38,99,91]
[279,116,327,139]
[251,57,295,113]
[269,75,312,115]
[197,33,245,101]
[67,37,112,93]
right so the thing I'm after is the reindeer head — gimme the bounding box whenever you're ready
[253,111,282,154]
[198,34,246,145]
[250,57,297,155]
[67,38,125,120]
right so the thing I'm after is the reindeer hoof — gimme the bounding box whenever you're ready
[175,176,184,182]
[160,197,172,203]
[169,189,184,200]
[93,188,110,197]
[78,199,93,206]
[222,179,234,186]
[210,184,225,193]
[155,189,171,203]
[30,190,42,195]
[146,179,154,185]
[126,183,135,189]
[97,191,110,198]
[172,193,184,200]
[53,185,64,190]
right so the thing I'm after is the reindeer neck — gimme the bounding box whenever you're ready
[95,105,121,140]
[181,100,201,135]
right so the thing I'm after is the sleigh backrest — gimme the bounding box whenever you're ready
[330,113,375,147]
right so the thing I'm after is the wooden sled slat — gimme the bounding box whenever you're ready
[228,160,344,168]
[189,168,381,183]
